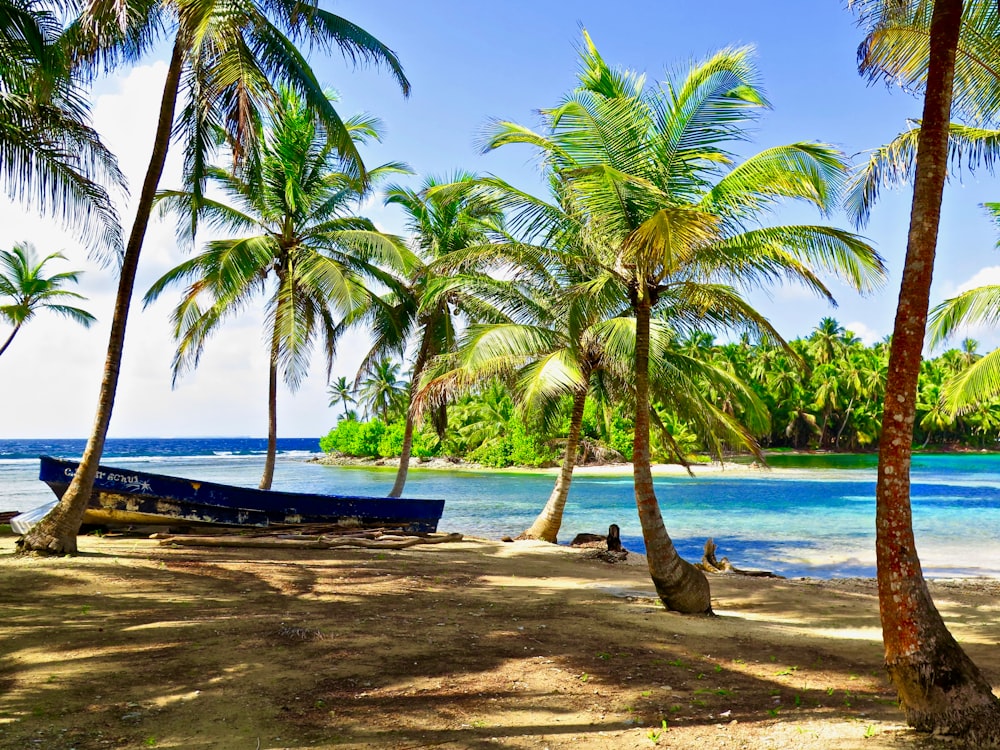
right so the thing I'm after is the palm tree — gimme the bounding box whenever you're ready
[929,284,1000,411]
[328,376,357,419]
[414,183,768,543]
[0,0,124,252]
[339,173,509,498]
[144,90,406,490]
[359,358,406,423]
[851,0,1000,738]
[485,33,885,613]
[19,1,409,553]
[0,242,96,357]
[808,317,846,365]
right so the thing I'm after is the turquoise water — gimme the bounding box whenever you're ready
[3,440,999,579]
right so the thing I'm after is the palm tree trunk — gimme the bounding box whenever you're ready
[834,397,854,449]
[0,324,21,358]
[259,316,280,490]
[519,387,588,542]
[875,0,1000,739]
[17,37,186,555]
[388,329,434,498]
[633,291,711,614]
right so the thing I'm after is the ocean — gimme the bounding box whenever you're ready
[2,438,999,580]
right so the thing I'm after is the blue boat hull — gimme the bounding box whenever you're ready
[38,456,445,533]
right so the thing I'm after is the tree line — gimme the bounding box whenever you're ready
[320,315,1000,465]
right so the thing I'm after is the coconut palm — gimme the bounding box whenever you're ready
[851,0,1000,739]
[19,1,409,553]
[339,173,511,498]
[144,90,407,490]
[327,376,357,419]
[0,0,124,252]
[359,358,406,422]
[484,33,885,613]
[414,181,768,543]
[0,242,95,357]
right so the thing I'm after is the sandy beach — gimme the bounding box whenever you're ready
[2,531,994,749]
[312,454,767,477]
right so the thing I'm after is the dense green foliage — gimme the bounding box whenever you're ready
[322,315,1000,463]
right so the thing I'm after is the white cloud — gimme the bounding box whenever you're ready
[843,320,881,346]
[955,265,1000,295]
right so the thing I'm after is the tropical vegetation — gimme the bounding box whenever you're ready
[0,242,95,357]
[144,89,407,490]
[18,0,411,554]
[321,315,1000,463]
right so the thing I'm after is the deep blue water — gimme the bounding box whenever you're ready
[3,439,999,580]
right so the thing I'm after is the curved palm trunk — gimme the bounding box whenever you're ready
[0,324,21,357]
[875,0,1000,739]
[17,38,186,555]
[633,293,711,614]
[259,316,281,490]
[834,397,854,449]
[519,387,588,542]
[388,328,434,498]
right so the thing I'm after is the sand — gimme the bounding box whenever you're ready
[2,531,994,749]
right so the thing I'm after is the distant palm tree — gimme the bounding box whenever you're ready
[145,89,407,489]
[0,242,95,357]
[359,358,406,422]
[327,376,357,419]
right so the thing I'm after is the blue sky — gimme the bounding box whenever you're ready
[3,1,1000,439]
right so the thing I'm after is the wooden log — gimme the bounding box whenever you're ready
[697,538,783,578]
[156,532,463,550]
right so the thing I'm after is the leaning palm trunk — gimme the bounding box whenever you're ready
[874,0,1000,739]
[633,294,711,614]
[0,324,20,357]
[388,331,434,498]
[259,316,281,490]
[17,38,186,555]
[519,388,588,542]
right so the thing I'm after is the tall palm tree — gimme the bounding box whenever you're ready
[485,33,885,613]
[144,89,407,490]
[414,181,768,543]
[0,242,95,357]
[0,0,124,252]
[340,173,510,498]
[851,0,1000,739]
[327,375,356,419]
[19,1,409,553]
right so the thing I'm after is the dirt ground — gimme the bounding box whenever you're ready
[1,533,997,750]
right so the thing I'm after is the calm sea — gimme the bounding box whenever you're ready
[2,439,999,580]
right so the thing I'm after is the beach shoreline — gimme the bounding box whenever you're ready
[310,452,765,477]
[2,532,996,749]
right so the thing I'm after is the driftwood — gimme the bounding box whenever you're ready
[570,523,623,551]
[155,531,463,550]
[697,538,783,578]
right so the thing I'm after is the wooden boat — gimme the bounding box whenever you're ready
[13,456,445,534]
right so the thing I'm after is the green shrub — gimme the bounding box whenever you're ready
[320,418,386,457]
